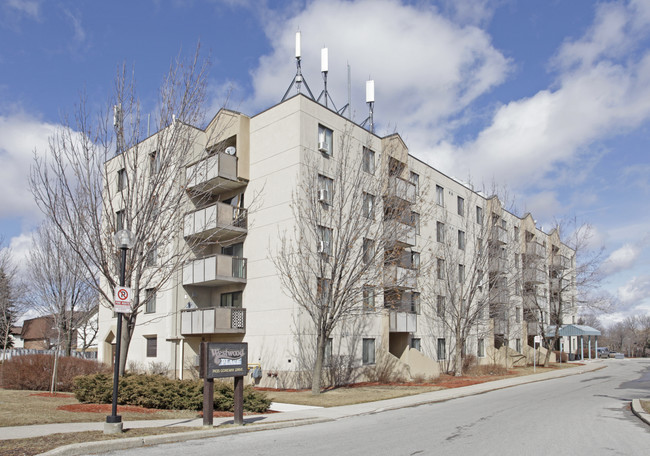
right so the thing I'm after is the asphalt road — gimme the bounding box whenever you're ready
[101,359,650,456]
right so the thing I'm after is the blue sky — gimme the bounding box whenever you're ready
[1,0,649,327]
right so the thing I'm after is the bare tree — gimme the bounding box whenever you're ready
[273,129,419,393]
[0,238,25,358]
[30,45,214,374]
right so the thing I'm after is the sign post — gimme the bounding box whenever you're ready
[533,335,541,373]
[200,342,248,427]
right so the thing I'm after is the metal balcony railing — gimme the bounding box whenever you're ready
[184,202,247,240]
[180,307,246,335]
[186,153,238,192]
[183,254,247,286]
[385,176,416,204]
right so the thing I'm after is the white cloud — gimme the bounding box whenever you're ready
[8,232,34,278]
[601,241,647,275]
[616,274,650,311]
[62,8,86,45]
[3,0,42,20]
[0,112,58,223]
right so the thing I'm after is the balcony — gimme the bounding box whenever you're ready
[490,288,509,305]
[389,311,417,332]
[180,307,245,335]
[526,241,546,258]
[551,254,570,270]
[489,257,508,274]
[184,202,247,242]
[550,277,567,291]
[491,225,507,244]
[383,218,416,247]
[384,263,417,289]
[183,254,247,286]
[385,176,416,205]
[185,153,241,194]
[524,267,547,284]
[493,318,507,335]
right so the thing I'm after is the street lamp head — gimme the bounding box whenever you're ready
[113,229,135,250]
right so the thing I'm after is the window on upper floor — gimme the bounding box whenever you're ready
[458,230,466,250]
[117,168,126,192]
[116,210,125,232]
[437,295,445,318]
[410,171,419,194]
[363,285,375,312]
[318,226,333,255]
[459,264,465,283]
[476,206,484,225]
[436,185,444,206]
[317,174,333,205]
[437,258,445,280]
[411,292,420,314]
[318,125,333,156]
[362,147,375,174]
[412,212,420,235]
[149,150,160,175]
[317,277,332,304]
[221,291,243,308]
[457,196,465,216]
[362,193,375,219]
[437,221,445,243]
[145,288,156,314]
[363,238,375,264]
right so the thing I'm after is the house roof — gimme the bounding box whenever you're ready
[21,315,57,341]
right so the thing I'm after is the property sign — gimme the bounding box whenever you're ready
[114,286,132,313]
[534,335,542,345]
[200,342,248,379]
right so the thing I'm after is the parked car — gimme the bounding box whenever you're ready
[597,347,610,358]
[609,351,619,358]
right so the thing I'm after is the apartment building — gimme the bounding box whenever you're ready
[98,93,577,386]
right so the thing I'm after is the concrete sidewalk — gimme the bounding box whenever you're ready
[2,360,605,455]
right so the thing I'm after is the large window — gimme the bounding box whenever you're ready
[362,193,375,219]
[362,147,375,174]
[318,125,333,156]
[145,288,156,314]
[437,338,446,360]
[221,291,243,307]
[146,336,157,358]
[362,338,376,365]
[457,196,464,216]
[436,185,444,206]
[436,221,445,243]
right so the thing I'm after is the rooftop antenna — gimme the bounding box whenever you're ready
[316,47,338,111]
[113,103,123,155]
[360,79,375,133]
[337,62,351,118]
[282,30,315,102]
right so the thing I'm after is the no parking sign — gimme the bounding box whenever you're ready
[114,287,132,313]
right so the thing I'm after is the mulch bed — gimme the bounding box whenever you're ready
[29,392,75,398]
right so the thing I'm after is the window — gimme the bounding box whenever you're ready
[221,291,243,307]
[146,243,157,267]
[476,206,484,224]
[318,125,333,156]
[437,338,446,360]
[411,292,420,314]
[363,286,375,311]
[477,237,483,251]
[146,336,157,358]
[436,185,444,206]
[514,226,520,241]
[515,253,520,268]
[515,280,521,296]
[317,277,331,303]
[411,338,421,351]
[457,196,464,216]
[515,306,521,323]
[478,339,485,358]
[117,168,126,192]
[388,157,404,177]
[362,147,375,174]
[145,288,156,314]
[437,258,445,279]
[318,226,333,255]
[411,212,420,235]
[362,193,375,219]
[116,210,125,231]
[363,238,375,264]
[436,221,445,243]
[458,264,465,282]
[318,174,333,204]
[458,230,466,250]
[362,338,375,364]
[149,150,160,175]
[411,251,420,270]
[516,339,521,353]
[324,338,333,367]
[436,295,445,317]
[410,172,419,194]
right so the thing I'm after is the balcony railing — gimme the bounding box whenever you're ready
[489,288,509,305]
[183,254,247,286]
[551,254,570,270]
[491,225,507,244]
[184,202,247,241]
[493,318,507,334]
[489,257,508,273]
[550,277,567,291]
[526,241,546,258]
[524,267,547,284]
[389,311,417,332]
[384,263,417,289]
[186,153,238,193]
[383,218,416,247]
[385,176,416,204]
[180,307,245,335]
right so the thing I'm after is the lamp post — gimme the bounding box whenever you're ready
[105,229,134,434]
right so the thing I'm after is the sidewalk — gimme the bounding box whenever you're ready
[2,360,605,455]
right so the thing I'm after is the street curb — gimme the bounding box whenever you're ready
[39,418,331,456]
[38,362,605,455]
[631,399,650,426]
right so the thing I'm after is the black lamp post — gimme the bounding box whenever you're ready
[105,229,134,434]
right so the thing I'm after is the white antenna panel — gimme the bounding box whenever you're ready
[295,31,301,58]
[321,48,328,72]
[366,80,375,103]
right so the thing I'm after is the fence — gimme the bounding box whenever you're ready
[1,348,98,362]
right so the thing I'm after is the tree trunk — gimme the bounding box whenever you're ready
[454,337,463,377]
[118,317,132,376]
[311,333,326,395]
